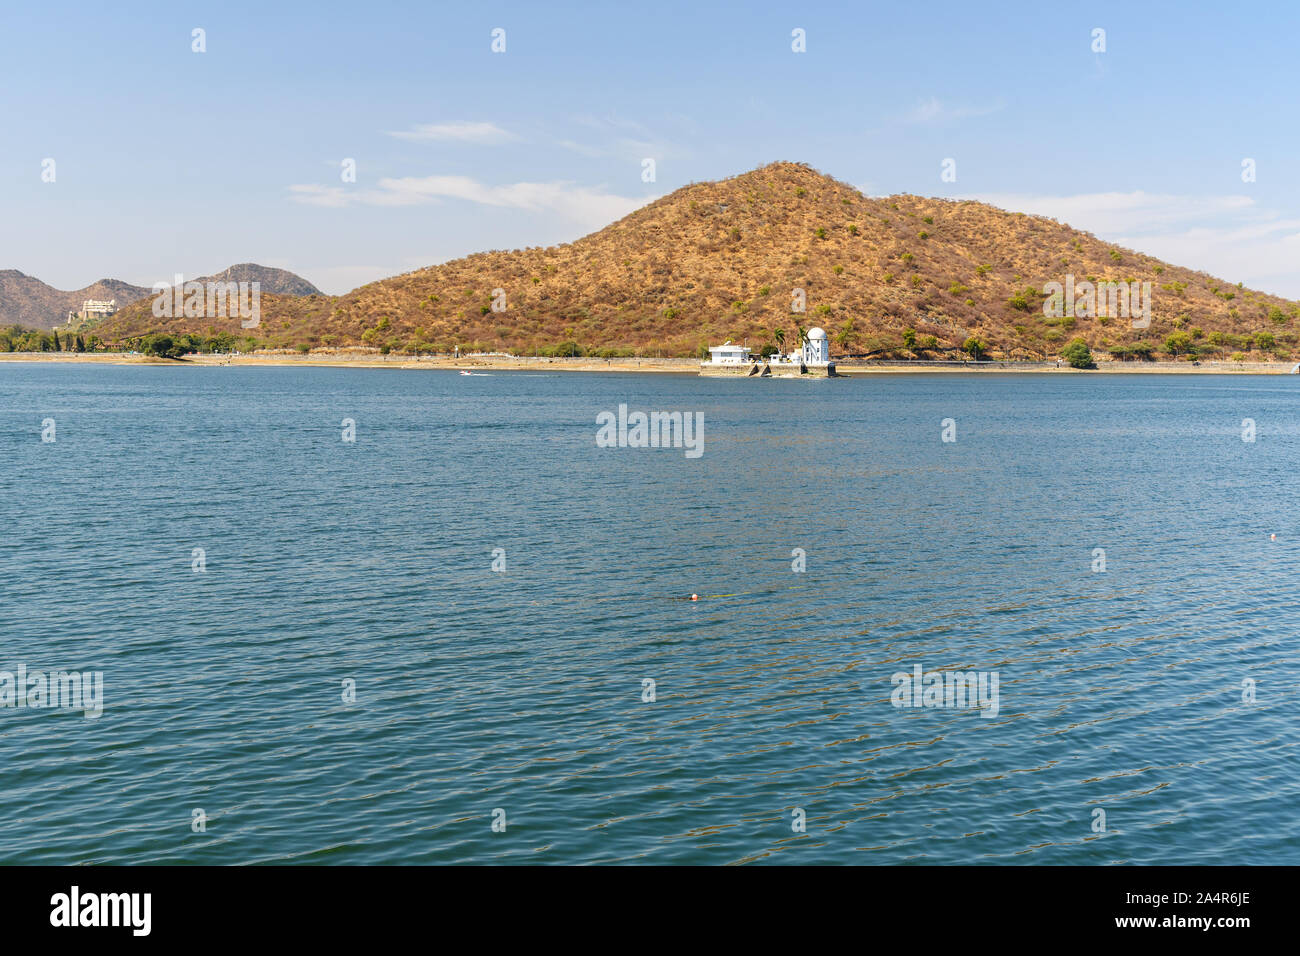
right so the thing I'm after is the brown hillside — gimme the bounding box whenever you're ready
[2,263,322,331]
[95,162,1300,361]
[0,272,153,330]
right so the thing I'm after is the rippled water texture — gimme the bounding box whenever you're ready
[1,364,1297,864]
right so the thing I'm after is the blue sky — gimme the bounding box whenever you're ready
[4,0,1300,296]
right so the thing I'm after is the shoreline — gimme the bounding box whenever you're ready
[1,351,1295,375]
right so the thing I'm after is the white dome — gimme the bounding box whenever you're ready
[807,327,827,340]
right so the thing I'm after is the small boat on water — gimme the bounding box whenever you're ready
[460,370,473,376]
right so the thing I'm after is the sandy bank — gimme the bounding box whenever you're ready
[1,352,1295,375]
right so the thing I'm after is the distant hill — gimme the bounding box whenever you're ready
[94,163,1300,361]
[191,263,322,298]
[0,272,152,330]
[1,264,321,330]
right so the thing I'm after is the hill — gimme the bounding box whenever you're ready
[0,272,153,330]
[2,264,321,330]
[93,163,1300,361]
[190,263,322,298]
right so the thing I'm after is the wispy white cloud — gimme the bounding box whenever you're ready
[555,139,608,158]
[288,184,354,208]
[386,121,516,143]
[554,137,678,165]
[556,113,686,163]
[289,175,655,229]
[963,191,1255,235]
[571,113,648,133]
[900,97,1005,125]
[964,190,1300,297]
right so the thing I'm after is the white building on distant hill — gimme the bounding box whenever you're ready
[67,299,117,325]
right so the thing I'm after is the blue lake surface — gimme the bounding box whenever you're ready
[1,363,1297,864]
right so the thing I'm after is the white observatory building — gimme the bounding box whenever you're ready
[699,327,837,377]
[802,327,830,365]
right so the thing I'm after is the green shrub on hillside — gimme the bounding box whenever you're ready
[1008,289,1034,312]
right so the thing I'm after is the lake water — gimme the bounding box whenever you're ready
[1,363,1297,864]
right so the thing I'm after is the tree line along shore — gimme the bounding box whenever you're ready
[3,348,1295,375]
[3,322,1294,371]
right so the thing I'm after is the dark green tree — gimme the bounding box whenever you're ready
[1164,331,1193,357]
[1060,338,1096,369]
